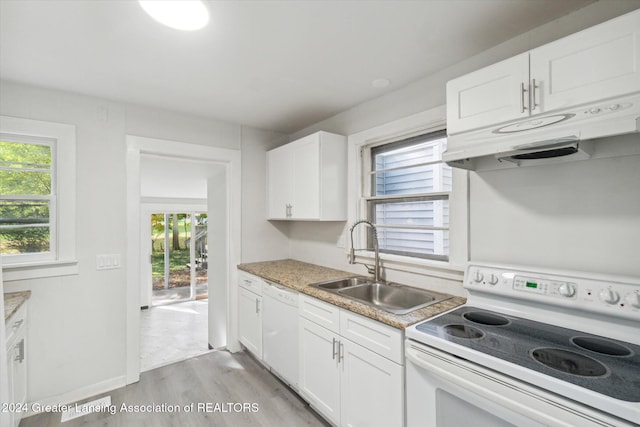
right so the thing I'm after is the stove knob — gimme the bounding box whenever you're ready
[624,293,640,308]
[473,270,484,283]
[599,288,620,305]
[488,274,499,286]
[558,283,576,297]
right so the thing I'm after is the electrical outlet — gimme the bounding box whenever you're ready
[337,234,345,248]
[96,254,121,270]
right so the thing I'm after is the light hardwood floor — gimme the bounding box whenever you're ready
[20,351,330,427]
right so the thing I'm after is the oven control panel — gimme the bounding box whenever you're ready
[513,276,577,298]
[465,263,640,320]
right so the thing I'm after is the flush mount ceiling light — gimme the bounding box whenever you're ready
[139,1,209,31]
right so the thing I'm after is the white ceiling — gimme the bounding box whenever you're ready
[0,0,596,134]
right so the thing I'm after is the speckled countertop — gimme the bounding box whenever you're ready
[4,291,31,323]
[238,259,466,329]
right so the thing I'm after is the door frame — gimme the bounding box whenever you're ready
[126,135,241,385]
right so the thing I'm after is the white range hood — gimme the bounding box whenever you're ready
[444,94,640,171]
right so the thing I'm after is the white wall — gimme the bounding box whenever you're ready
[240,127,291,262]
[470,135,640,277]
[141,155,209,199]
[0,79,287,405]
[284,1,640,287]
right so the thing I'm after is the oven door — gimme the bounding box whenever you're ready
[405,340,631,427]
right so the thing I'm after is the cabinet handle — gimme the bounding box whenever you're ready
[255,299,260,314]
[14,339,25,363]
[332,338,338,360]
[520,82,528,113]
[531,79,538,111]
[12,319,24,330]
[339,342,344,363]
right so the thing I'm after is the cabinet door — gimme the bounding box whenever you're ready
[340,339,404,427]
[299,318,340,425]
[5,346,15,427]
[447,53,529,135]
[238,288,262,359]
[11,334,26,426]
[531,10,640,113]
[291,135,320,219]
[267,145,292,219]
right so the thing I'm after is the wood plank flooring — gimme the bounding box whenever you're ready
[20,351,330,427]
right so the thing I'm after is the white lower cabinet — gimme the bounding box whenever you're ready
[299,317,341,425]
[5,301,28,427]
[299,295,404,427]
[238,273,264,359]
[340,339,404,427]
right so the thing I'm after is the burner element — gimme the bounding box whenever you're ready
[463,311,510,326]
[571,336,633,357]
[531,348,608,377]
[444,324,485,339]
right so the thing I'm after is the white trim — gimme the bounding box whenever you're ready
[347,106,468,279]
[2,260,78,282]
[0,116,76,275]
[0,257,10,427]
[25,375,126,416]
[125,135,241,385]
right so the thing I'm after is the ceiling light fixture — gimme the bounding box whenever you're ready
[139,0,210,31]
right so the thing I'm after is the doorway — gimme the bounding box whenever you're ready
[150,212,208,306]
[126,135,241,385]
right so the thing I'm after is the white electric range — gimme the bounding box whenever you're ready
[406,262,640,427]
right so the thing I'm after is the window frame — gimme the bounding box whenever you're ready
[0,116,77,280]
[364,130,451,262]
[347,105,468,279]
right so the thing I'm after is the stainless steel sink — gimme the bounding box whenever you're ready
[315,276,373,290]
[310,277,450,315]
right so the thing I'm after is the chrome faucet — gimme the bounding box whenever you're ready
[349,220,381,282]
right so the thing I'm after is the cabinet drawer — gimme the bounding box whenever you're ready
[340,310,403,364]
[299,294,340,334]
[238,271,264,296]
[5,302,27,346]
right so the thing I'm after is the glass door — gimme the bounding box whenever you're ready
[150,212,208,306]
[192,213,208,300]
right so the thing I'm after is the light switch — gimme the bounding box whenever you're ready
[96,254,121,270]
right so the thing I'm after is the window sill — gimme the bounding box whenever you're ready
[2,259,79,282]
[352,251,464,282]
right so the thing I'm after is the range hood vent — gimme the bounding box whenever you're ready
[444,95,640,171]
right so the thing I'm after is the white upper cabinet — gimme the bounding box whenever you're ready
[267,131,346,221]
[530,10,640,112]
[447,53,529,134]
[447,9,640,135]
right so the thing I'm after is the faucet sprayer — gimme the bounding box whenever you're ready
[349,220,381,282]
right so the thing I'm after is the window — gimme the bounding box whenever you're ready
[364,130,451,261]
[0,115,76,278]
[0,137,56,260]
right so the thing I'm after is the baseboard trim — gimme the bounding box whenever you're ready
[23,375,127,417]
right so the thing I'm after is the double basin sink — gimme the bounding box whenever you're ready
[310,277,450,315]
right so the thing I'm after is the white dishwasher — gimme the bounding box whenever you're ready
[262,281,299,390]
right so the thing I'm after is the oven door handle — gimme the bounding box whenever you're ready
[406,344,608,427]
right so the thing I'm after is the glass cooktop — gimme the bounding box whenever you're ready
[415,306,640,402]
